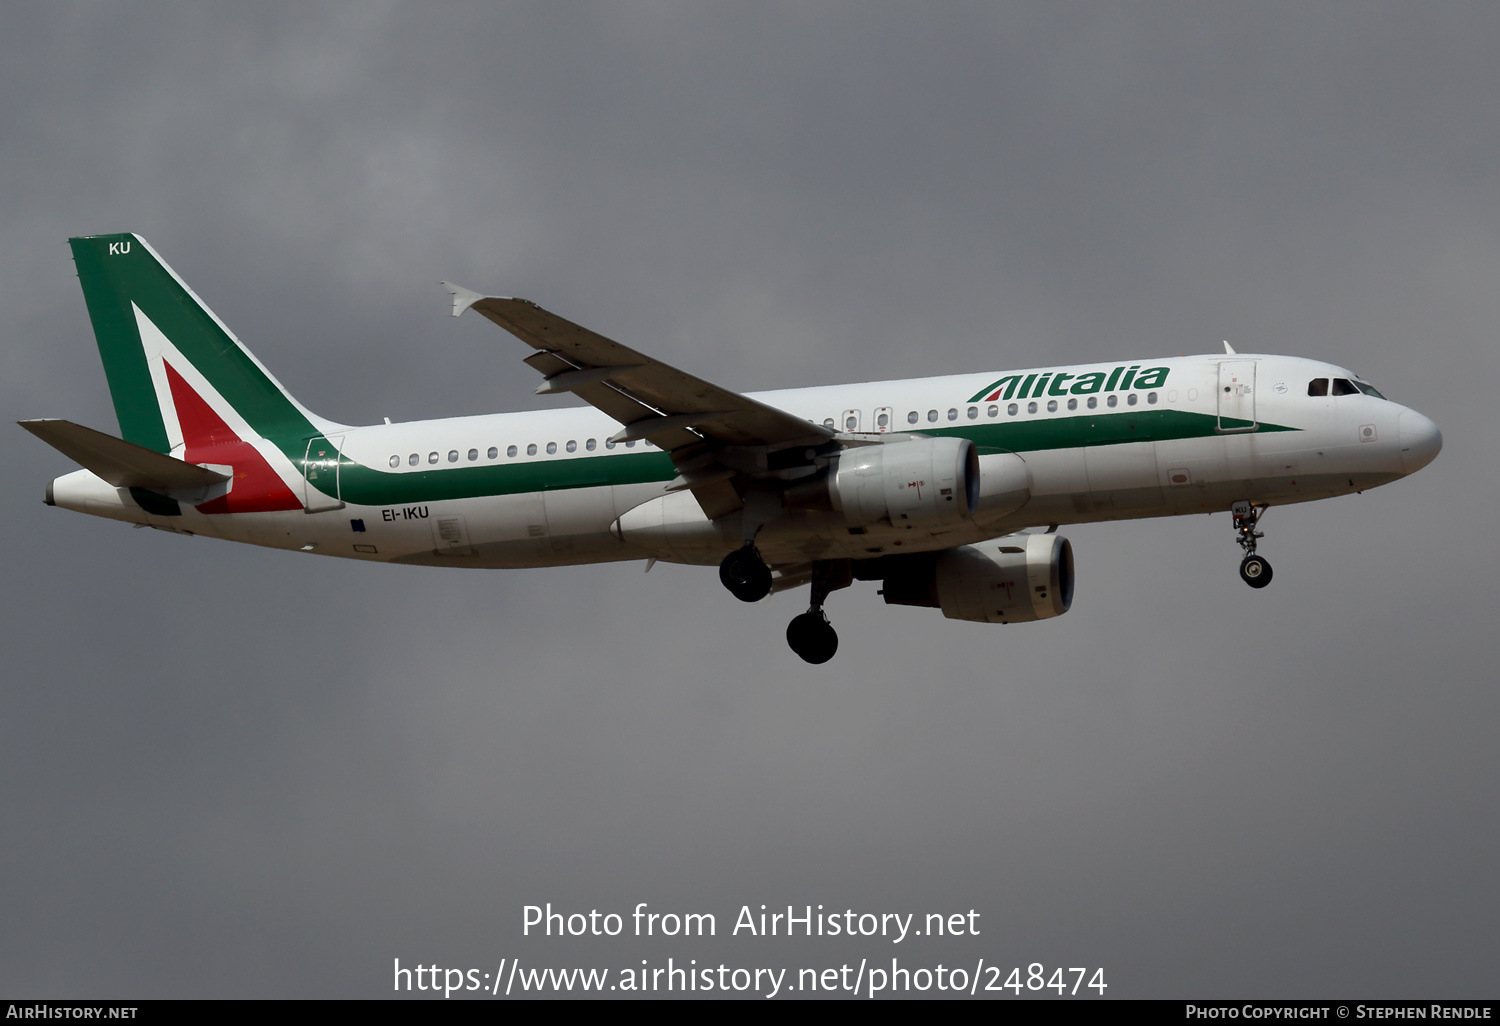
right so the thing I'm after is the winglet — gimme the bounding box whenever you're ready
[1223,339,1237,355]
[442,281,486,318]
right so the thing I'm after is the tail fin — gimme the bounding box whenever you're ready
[68,233,328,454]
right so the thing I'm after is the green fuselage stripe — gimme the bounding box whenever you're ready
[286,409,1297,507]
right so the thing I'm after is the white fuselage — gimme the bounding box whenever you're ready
[49,353,1441,569]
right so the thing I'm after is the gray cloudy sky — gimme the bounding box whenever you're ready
[2,2,1496,999]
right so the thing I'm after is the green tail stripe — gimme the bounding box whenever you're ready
[69,234,315,452]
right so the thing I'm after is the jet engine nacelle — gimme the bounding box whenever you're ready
[876,533,1074,623]
[828,436,980,528]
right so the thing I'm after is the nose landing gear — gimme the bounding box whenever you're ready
[1232,501,1273,589]
[786,559,851,664]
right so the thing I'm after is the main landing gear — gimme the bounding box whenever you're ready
[786,560,851,665]
[719,490,780,603]
[787,611,838,665]
[717,544,851,664]
[1232,501,1273,589]
[719,543,772,602]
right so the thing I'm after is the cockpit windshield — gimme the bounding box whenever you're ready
[1307,377,1388,400]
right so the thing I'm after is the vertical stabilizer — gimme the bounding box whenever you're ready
[68,234,328,453]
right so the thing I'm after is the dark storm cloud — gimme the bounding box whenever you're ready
[2,1,1496,997]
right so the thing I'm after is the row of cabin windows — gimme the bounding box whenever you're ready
[387,390,1172,466]
[819,393,1160,430]
[387,437,653,469]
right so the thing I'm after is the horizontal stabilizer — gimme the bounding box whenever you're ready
[19,419,230,490]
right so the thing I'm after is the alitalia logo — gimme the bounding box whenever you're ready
[968,365,1170,404]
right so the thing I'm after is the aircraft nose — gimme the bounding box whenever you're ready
[1398,409,1442,475]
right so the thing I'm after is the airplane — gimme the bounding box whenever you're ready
[23,233,1443,663]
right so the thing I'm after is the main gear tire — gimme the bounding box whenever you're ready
[787,611,839,664]
[719,547,772,602]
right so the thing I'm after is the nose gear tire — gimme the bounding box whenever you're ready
[1239,554,1273,588]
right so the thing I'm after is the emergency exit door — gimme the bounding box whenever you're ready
[1217,362,1258,433]
[302,435,345,512]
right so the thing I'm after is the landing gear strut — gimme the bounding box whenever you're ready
[720,544,772,602]
[1231,501,1273,589]
[787,560,851,664]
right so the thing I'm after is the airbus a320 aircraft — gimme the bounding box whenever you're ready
[25,234,1442,663]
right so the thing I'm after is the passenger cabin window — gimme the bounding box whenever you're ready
[566,440,577,453]
[389,455,400,468]
[966,406,978,420]
[527,443,537,456]
[488,446,498,459]
[546,442,557,454]
[1007,403,1018,416]
[408,453,419,466]
[908,411,919,425]
[927,410,938,423]
[1308,378,1329,396]
[468,449,478,461]
[586,438,597,451]
[506,445,517,458]
[988,405,998,418]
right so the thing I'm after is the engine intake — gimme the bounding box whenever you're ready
[871,534,1074,623]
[828,437,980,528]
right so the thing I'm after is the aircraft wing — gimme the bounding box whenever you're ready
[445,287,831,450]
[445,286,835,518]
